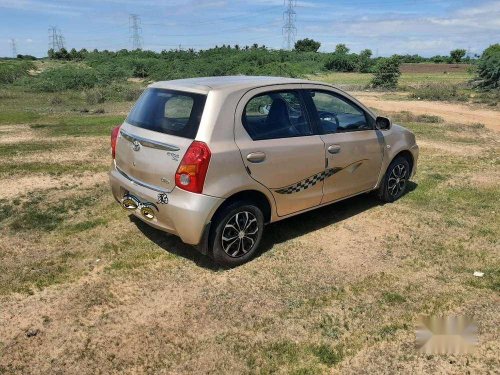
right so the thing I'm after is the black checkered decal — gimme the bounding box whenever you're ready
[275,167,342,195]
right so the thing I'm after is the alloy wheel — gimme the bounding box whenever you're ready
[221,211,259,258]
[387,163,407,197]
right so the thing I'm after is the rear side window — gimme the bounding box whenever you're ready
[127,88,206,139]
[242,91,313,141]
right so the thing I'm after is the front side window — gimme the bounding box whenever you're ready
[243,91,313,140]
[127,88,206,139]
[308,91,372,133]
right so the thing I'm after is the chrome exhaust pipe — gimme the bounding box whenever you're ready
[121,195,140,211]
[140,203,156,220]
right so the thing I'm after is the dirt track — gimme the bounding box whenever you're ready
[353,92,499,132]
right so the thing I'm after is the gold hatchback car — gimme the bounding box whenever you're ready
[109,76,419,266]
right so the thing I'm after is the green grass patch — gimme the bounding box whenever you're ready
[381,292,407,304]
[0,250,82,295]
[0,161,107,177]
[8,187,106,232]
[0,199,14,223]
[378,323,408,339]
[466,267,500,292]
[311,343,344,366]
[31,115,124,137]
[104,237,173,272]
[0,140,66,157]
[63,218,107,234]
[0,111,41,125]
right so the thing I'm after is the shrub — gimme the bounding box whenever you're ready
[392,111,444,123]
[410,83,468,102]
[294,38,321,52]
[371,56,401,89]
[0,61,35,84]
[85,88,106,104]
[325,53,358,72]
[474,44,500,90]
[31,66,99,92]
[101,83,144,102]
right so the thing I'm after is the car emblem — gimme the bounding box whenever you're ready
[132,140,141,151]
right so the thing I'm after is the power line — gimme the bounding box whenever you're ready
[282,0,297,50]
[9,38,17,58]
[48,26,65,51]
[129,14,143,50]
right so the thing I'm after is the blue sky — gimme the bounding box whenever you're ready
[1,0,499,57]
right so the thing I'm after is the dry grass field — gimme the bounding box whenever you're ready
[0,74,499,373]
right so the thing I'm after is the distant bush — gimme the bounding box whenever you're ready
[97,82,144,104]
[325,53,358,72]
[410,83,468,102]
[85,88,106,104]
[294,38,321,52]
[391,111,444,123]
[16,54,37,60]
[0,61,35,84]
[371,56,401,89]
[474,43,500,90]
[30,66,99,92]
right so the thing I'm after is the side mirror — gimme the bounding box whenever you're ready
[376,116,392,130]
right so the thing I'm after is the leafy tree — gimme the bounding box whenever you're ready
[357,49,373,73]
[335,44,349,54]
[371,56,401,89]
[294,38,321,52]
[474,44,500,90]
[450,49,466,63]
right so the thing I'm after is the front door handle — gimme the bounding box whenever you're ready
[247,152,266,163]
[328,145,341,155]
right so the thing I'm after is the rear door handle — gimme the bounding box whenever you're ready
[246,152,266,163]
[328,145,341,155]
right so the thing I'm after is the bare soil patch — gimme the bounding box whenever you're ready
[400,63,470,74]
[353,91,500,131]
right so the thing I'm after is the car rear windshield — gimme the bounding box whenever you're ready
[126,88,207,139]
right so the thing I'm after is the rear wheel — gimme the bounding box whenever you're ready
[378,156,410,203]
[210,202,264,267]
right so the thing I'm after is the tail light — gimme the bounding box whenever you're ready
[175,141,211,194]
[111,125,121,159]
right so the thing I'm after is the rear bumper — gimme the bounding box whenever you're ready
[109,166,223,245]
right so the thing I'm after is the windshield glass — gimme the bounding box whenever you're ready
[127,88,207,139]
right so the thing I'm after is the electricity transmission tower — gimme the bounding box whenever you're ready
[129,14,143,50]
[48,26,65,51]
[10,39,17,58]
[282,0,297,50]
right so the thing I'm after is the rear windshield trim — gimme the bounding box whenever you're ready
[126,88,207,139]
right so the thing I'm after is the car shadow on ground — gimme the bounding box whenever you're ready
[132,182,417,270]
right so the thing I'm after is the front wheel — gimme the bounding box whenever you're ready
[378,157,410,203]
[210,202,264,267]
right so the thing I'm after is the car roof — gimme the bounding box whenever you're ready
[149,75,331,94]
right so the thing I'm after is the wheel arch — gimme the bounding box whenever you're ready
[211,190,272,224]
[393,149,414,174]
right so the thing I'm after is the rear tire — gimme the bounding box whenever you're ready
[378,156,410,203]
[210,202,264,267]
